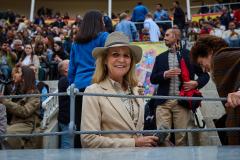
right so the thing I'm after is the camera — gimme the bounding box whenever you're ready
[153,125,169,145]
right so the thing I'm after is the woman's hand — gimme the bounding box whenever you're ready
[225,91,240,108]
[183,80,198,91]
[164,68,181,79]
[135,136,159,147]
[15,62,22,67]
[54,55,62,62]
[230,31,238,37]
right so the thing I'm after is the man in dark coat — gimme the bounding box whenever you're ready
[150,28,209,145]
[57,60,72,148]
[172,1,185,30]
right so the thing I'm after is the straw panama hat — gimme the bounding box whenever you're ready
[92,32,142,63]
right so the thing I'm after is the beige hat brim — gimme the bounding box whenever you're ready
[92,44,142,63]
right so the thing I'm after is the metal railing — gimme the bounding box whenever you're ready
[190,2,240,14]
[190,2,240,9]
[0,84,239,148]
[134,20,173,28]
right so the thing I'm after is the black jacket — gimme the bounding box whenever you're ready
[58,76,70,124]
[173,7,185,29]
[150,49,210,106]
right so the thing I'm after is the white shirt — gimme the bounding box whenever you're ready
[22,55,31,66]
[222,29,240,40]
[144,18,161,42]
[210,28,224,37]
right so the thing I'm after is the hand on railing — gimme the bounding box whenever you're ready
[134,136,159,147]
[225,91,240,108]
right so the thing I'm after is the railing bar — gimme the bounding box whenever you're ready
[75,127,240,134]
[1,128,240,138]
[0,92,227,101]
[0,131,68,137]
[134,21,173,24]
[0,92,67,98]
[76,92,227,101]
[190,2,240,9]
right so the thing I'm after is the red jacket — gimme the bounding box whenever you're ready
[179,57,202,112]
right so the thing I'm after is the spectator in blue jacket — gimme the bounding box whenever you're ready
[131,2,148,33]
[68,10,108,148]
[115,12,139,42]
[154,3,170,21]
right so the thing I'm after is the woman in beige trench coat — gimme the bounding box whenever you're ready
[81,32,158,148]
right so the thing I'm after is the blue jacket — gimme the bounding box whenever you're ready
[115,20,139,41]
[154,10,170,21]
[68,32,109,89]
[131,5,148,22]
[150,49,210,106]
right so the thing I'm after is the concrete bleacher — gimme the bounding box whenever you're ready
[200,78,225,146]
[44,81,58,93]
[38,80,59,149]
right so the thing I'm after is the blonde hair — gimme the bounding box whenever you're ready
[119,12,128,21]
[146,12,153,19]
[92,49,139,87]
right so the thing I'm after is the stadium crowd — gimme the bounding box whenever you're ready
[0,1,239,81]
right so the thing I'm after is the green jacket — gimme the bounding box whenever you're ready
[2,94,40,125]
[0,51,16,67]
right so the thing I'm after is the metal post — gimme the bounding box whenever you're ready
[186,0,191,21]
[30,0,35,22]
[108,0,112,19]
[69,84,76,148]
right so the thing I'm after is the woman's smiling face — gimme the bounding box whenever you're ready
[106,46,132,83]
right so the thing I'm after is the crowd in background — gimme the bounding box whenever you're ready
[186,7,240,45]
[0,1,239,82]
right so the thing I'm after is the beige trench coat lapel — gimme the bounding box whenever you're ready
[99,79,138,130]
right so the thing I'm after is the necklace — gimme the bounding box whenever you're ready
[121,85,135,120]
[108,79,140,126]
